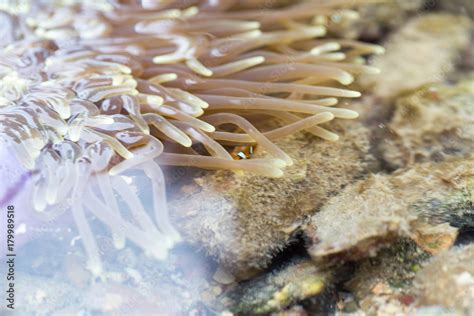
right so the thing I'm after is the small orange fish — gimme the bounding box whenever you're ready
[231,145,256,160]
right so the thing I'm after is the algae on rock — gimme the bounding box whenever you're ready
[218,259,330,315]
[413,244,474,312]
[360,14,471,99]
[326,0,425,41]
[343,239,430,315]
[169,120,375,279]
[306,156,473,262]
[380,79,474,169]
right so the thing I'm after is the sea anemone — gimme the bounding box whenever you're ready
[0,0,382,276]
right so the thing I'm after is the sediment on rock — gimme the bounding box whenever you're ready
[306,156,473,263]
[380,79,474,170]
[342,239,430,315]
[360,13,471,100]
[326,0,425,41]
[169,120,376,279]
[214,259,331,315]
[413,244,474,313]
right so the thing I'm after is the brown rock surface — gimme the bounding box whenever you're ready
[439,0,474,18]
[360,14,471,100]
[306,156,473,263]
[380,79,474,170]
[413,244,474,312]
[343,239,430,315]
[351,14,472,133]
[327,0,425,41]
[216,259,329,315]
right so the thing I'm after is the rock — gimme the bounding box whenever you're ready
[327,0,425,41]
[350,14,472,140]
[343,239,430,315]
[213,266,236,285]
[413,244,474,312]
[410,222,459,255]
[439,0,474,18]
[360,14,471,99]
[306,156,473,263]
[169,120,376,279]
[459,42,474,70]
[339,239,474,315]
[380,80,474,170]
[215,259,331,315]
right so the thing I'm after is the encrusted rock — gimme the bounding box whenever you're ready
[327,0,425,41]
[343,239,430,315]
[216,259,330,315]
[339,240,474,315]
[169,120,375,279]
[380,80,474,170]
[351,14,472,134]
[360,14,471,99]
[306,156,473,263]
[413,244,474,312]
[439,0,474,18]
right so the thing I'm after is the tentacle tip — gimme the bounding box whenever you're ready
[340,74,355,85]
[348,90,362,98]
[201,70,213,77]
[180,139,193,147]
[87,261,104,278]
[374,46,385,55]
[122,67,132,75]
[46,196,57,205]
[153,55,180,64]
[59,109,72,120]
[272,169,285,178]
[285,159,294,167]
[108,168,119,176]
[346,110,359,119]
[113,239,126,250]
[366,67,381,75]
[203,124,216,133]
[174,235,182,243]
[195,108,204,116]
[165,230,182,244]
[329,134,340,142]
[254,56,265,63]
[248,21,261,29]
[146,248,169,261]
[34,204,46,213]
[168,73,178,81]
[142,126,151,135]
[162,237,175,249]
[184,6,199,17]
[326,97,339,106]
[271,159,287,169]
[323,112,335,121]
[152,56,163,64]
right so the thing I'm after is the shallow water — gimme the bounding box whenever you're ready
[1,1,473,315]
